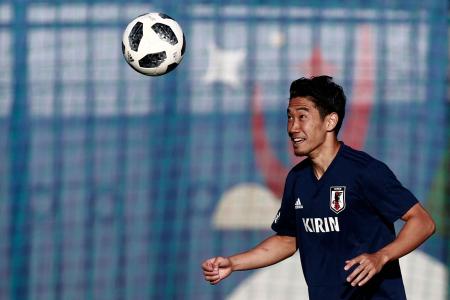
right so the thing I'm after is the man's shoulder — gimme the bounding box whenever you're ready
[340,143,378,169]
[340,144,395,182]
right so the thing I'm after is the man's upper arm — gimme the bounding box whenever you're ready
[359,160,419,223]
[400,202,435,227]
[268,234,297,257]
[271,171,297,236]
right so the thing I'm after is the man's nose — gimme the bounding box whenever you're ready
[288,119,300,133]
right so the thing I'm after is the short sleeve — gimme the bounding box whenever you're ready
[271,171,297,237]
[359,160,418,223]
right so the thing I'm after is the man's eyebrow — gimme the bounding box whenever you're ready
[287,107,310,113]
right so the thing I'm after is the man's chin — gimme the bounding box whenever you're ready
[293,148,308,157]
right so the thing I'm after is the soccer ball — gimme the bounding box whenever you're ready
[122,12,186,76]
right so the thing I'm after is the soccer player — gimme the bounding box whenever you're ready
[201,76,435,299]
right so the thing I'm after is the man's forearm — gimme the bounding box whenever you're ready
[229,234,297,272]
[377,203,435,263]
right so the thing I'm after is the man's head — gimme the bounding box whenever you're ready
[287,76,346,156]
[289,75,346,134]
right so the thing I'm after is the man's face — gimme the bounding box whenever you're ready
[287,97,329,157]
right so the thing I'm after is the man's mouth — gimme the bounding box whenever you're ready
[292,137,306,145]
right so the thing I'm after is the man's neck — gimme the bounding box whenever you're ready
[309,138,341,180]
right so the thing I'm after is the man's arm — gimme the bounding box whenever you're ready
[202,234,297,285]
[344,202,435,287]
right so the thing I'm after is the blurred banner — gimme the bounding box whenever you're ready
[0,1,448,299]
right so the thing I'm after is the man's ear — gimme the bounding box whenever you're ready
[326,113,339,132]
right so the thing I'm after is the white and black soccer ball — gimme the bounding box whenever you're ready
[122,12,186,76]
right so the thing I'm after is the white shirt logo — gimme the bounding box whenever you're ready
[295,198,303,209]
[273,211,281,224]
[302,217,340,232]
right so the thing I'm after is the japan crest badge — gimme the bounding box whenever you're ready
[330,186,346,214]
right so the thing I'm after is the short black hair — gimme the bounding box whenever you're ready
[289,75,346,134]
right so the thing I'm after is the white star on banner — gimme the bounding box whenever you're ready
[202,43,246,88]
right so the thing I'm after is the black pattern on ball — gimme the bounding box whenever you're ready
[151,23,178,45]
[139,51,167,68]
[181,34,186,56]
[128,22,143,51]
[166,63,178,74]
[158,13,174,20]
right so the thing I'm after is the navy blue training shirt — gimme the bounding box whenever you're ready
[271,142,418,300]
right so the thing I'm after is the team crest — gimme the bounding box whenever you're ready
[330,186,346,214]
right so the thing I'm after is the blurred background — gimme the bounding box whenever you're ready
[0,0,448,299]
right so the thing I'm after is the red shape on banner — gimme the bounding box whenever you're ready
[252,26,374,200]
